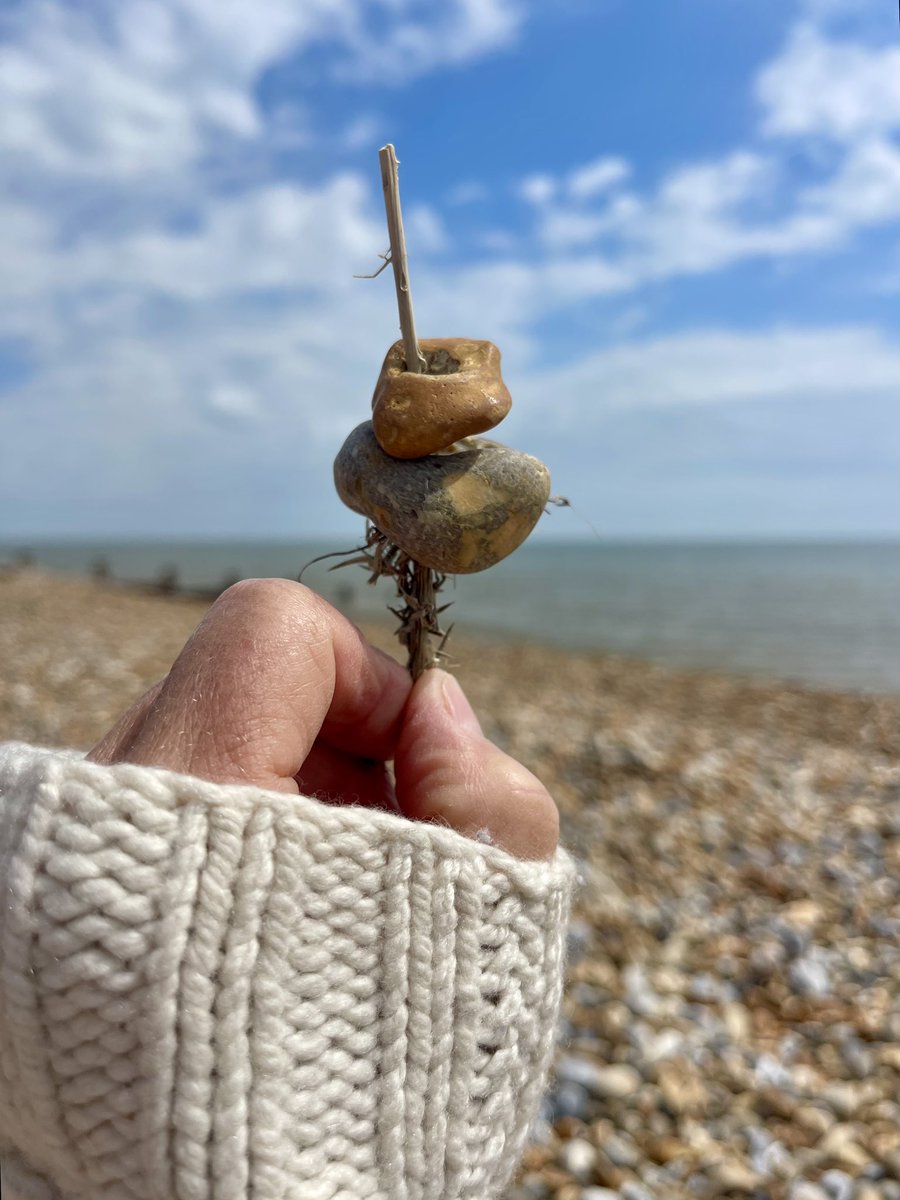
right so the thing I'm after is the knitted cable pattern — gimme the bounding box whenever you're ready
[0,742,574,1200]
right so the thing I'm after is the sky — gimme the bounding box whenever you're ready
[0,0,897,541]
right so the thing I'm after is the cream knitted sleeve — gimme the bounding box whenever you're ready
[0,741,574,1200]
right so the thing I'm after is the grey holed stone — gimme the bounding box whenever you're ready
[333,421,550,574]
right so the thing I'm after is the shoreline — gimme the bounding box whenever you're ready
[3,538,898,698]
[2,564,899,738]
[3,560,898,704]
[5,563,900,839]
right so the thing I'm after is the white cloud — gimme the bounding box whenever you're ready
[0,264,396,531]
[207,383,262,421]
[405,205,449,254]
[508,322,900,539]
[538,210,610,250]
[658,151,772,213]
[55,178,383,302]
[524,7,899,277]
[756,23,900,141]
[447,181,489,206]
[528,119,898,277]
[478,229,517,253]
[339,113,383,151]
[533,151,780,266]
[544,148,796,266]
[608,306,649,339]
[0,0,896,538]
[796,136,900,229]
[518,174,557,206]
[332,0,524,84]
[0,0,327,180]
[0,0,524,183]
[800,0,882,18]
[265,102,313,151]
[514,325,900,429]
[567,156,630,200]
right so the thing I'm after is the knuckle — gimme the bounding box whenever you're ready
[215,576,298,615]
[203,577,334,695]
[210,578,325,641]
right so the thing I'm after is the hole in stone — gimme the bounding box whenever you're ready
[403,348,460,375]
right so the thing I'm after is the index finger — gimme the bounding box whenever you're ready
[100,579,411,791]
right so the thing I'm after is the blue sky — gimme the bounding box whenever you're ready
[0,0,897,540]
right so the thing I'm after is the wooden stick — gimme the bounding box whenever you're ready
[379,144,427,374]
[376,146,436,677]
[407,562,437,679]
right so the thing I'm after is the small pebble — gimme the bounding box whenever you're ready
[821,1171,855,1200]
[558,1138,597,1184]
[790,1185,829,1200]
[516,1174,552,1200]
[824,1083,861,1120]
[603,1134,640,1169]
[620,1183,655,1200]
[855,1186,883,1200]
[711,1159,763,1193]
[550,1081,591,1122]
[591,1065,643,1100]
[556,1058,641,1100]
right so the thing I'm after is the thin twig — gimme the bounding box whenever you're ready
[406,562,437,679]
[379,144,426,373]
[297,543,368,582]
[345,146,440,676]
[377,144,438,675]
[353,249,392,279]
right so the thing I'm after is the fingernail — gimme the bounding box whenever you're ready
[438,671,483,736]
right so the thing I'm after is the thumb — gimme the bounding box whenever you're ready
[394,668,559,860]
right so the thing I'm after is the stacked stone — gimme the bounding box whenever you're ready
[334,337,551,574]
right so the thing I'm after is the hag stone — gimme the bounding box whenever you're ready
[333,421,550,574]
[372,338,512,459]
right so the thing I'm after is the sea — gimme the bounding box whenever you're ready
[2,538,898,695]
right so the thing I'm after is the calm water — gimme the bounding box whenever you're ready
[2,539,898,694]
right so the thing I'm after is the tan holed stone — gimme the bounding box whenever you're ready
[371,338,512,459]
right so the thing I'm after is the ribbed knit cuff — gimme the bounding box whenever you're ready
[0,742,574,1200]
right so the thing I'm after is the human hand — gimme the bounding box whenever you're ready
[88,579,558,859]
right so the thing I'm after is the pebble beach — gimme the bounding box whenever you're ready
[2,567,899,1200]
